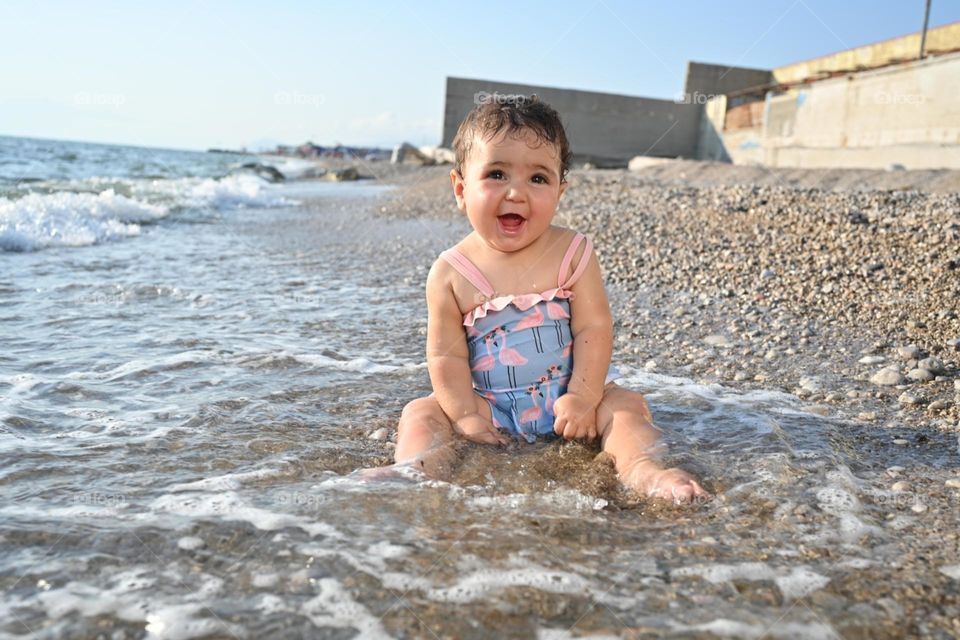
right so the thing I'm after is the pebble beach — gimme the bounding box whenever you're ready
[375,159,960,436]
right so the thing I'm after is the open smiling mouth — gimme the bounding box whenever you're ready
[497,213,526,234]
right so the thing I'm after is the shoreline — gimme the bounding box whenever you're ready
[363,160,959,435]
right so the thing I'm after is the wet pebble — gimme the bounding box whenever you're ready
[886,466,905,477]
[906,368,935,382]
[859,355,886,365]
[871,367,905,386]
[898,345,923,360]
[918,357,946,374]
[893,438,910,446]
[898,393,920,405]
[891,481,910,492]
[945,478,960,489]
[368,427,389,441]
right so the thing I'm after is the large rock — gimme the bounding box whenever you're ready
[391,142,435,165]
[628,156,675,171]
[418,146,455,164]
[239,162,285,182]
[325,167,359,182]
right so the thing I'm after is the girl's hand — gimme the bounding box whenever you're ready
[453,413,509,446]
[552,392,599,441]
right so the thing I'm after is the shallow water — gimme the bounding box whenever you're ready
[3,155,960,638]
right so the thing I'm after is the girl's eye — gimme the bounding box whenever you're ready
[488,169,504,180]
[532,174,548,184]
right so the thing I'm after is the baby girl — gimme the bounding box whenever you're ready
[388,95,707,503]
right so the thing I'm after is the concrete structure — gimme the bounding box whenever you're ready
[442,69,772,167]
[773,21,960,85]
[700,22,960,169]
[441,21,960,170]
[442,77,699,166]
[682,62,773,105]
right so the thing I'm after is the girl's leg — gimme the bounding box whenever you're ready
[595,384,709,504]
[393,395,495,480]
[393,396,457,479]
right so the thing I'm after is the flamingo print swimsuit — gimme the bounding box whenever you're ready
[440,232,620,443]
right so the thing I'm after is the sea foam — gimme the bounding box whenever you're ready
[1,174,290,252]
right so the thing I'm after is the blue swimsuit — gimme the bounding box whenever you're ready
[441,232,620,442]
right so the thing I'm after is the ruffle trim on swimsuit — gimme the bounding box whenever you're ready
[462,287,574,327]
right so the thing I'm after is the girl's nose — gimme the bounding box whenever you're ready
[505,182,525,202]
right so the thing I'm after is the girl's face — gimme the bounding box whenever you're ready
[451,129,567,253]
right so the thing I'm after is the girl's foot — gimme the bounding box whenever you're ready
[623,462,711,504]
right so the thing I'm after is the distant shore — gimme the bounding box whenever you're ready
[368,159,960,434]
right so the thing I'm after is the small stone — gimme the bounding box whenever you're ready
[368,427,389,441]
[871,368,906,386]
[857,411,878,421]
[806,405,832,416]
[733,371,749,381]
[911,501,927,514]
[918,357,946,375]
[703,334,733,348]
[886,466,905,477]
[798,376,822,392]
[644,359,657,371]
[897,345,923,360]
[761,269,776,279]
[859,355,886,365]
[893,438,910,446]
[593,451,616,467]
[906,368,934,382]
[929,399,951,411]
[940,565,960,580]
[897,393,919,405]
[891,481,910,492]
[947,338,960,352]
[955,380,960,392]
[945,478,960,489]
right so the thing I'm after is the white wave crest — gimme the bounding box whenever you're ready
[0,189,167,251]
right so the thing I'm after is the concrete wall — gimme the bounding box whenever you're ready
[441,77,702,166]
[774,21,960,85]
[683,62,773,101]
[700,51,960,169]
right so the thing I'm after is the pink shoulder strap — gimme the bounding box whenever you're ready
[440,248,495,298]
[558,233,593,289]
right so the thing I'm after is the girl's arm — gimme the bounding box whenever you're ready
[425,259,506,445]
[553,248,613,440]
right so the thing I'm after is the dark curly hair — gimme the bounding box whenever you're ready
[452,94,572,183]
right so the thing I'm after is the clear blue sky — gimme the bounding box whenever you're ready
[2,1,956,151]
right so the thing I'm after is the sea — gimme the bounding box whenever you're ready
[1,135,958,638]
